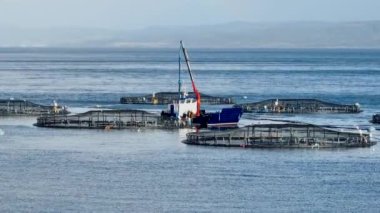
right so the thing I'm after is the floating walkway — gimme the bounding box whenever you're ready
[235,99,361,113]
[120,92,234,105]
[35,109,182,129]
[184,123,376,148]
[0,99,68,116]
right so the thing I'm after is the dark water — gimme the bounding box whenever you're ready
[0,48,380,212]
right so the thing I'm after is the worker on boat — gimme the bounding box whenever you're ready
[53,100,59,114]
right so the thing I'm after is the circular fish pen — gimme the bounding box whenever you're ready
[35,109,178,129]
[184,123,376,148]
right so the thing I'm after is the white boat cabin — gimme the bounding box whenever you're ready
[167,98,197,119]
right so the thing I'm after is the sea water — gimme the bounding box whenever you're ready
[0,48,379,212]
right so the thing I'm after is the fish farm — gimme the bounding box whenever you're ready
[235,99,361,113]
[28,41,379,150]
[184,123,376,148]
[120,92,234,105]
[0,99,68,116]
[35,109,185,129]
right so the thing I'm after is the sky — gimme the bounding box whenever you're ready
[0,0,379,30]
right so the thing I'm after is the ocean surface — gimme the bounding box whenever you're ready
[0,48,380,212]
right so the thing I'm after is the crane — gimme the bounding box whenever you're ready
[180,41,201,117]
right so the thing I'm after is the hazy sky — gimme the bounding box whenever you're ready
[1,0,380,29]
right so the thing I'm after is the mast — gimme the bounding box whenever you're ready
[180,40,201,116]
[178,43,182,100]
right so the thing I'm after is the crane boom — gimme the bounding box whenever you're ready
[180,41,201,116]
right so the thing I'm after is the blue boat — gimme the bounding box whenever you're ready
[192,107,243,128]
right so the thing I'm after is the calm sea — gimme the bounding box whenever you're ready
[0,48,379,212]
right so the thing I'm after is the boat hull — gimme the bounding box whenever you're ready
[372,114,380,124]
[192,107,243,128]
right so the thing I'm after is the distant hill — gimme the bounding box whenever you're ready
[1,21,380,48]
